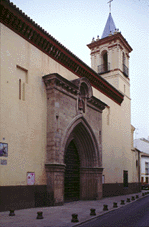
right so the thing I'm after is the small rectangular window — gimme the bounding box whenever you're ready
[136,160,138,167]
[19,79,21,100]
[22,83,25,101]
[141,177,144,183]
[145,162,149,175]
[17,65,28,101]
[123,170,128,187]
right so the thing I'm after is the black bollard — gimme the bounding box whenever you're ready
[90,208,96,216]
[103,204,108,211]
[120,200,125,205]
[113,202,118,208]
[127,198,130,202]
[71,214,79,222]
[36,211,43,219]
[9,210,15,216]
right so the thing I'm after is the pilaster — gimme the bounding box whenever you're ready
[45,163,65,205]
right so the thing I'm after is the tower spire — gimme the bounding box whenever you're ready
[101,13,116,38]
[107,0,113,14]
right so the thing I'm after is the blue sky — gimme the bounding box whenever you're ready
[11,0,149,139]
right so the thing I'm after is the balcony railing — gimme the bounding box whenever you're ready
[98,63,110,75]
[123,64,129,77]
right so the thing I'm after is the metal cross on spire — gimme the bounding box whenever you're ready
[107,0,113,13]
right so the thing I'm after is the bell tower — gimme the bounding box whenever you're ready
[87,11,132,98]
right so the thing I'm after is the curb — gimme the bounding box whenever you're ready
[73,193,149,226]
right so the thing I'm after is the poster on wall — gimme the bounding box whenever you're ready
[27,172,35,185]
[0,143,8,157]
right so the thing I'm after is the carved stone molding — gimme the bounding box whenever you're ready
[43,73,78,96]
[88,96,107,112]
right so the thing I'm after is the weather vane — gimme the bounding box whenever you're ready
[107,0,113,13]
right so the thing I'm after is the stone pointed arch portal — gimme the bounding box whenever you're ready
[62,115,103,201]
[43,73,106,206]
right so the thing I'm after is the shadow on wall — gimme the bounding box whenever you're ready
[0,185,50,212]
[102,183,141,197]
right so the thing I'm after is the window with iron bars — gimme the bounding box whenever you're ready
[145,162,149,175]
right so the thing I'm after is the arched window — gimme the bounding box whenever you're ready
[98,50,109,74]
[122,52,129,77]
[123,52,125,66]
[80,82,88,98]
[103,52,108,72]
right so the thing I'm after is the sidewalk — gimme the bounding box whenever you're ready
[0,191,148,227]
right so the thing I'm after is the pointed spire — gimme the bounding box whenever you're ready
[101,13,117,39]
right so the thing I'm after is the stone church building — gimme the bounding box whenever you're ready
[0,0,140,211]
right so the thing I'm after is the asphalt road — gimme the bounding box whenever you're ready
[78,196,149,227]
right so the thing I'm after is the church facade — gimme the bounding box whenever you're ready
[0,0,140,211]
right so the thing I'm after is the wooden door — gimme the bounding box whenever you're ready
[64,140,80,201]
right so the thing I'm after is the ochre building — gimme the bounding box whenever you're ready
[0,0,140,211]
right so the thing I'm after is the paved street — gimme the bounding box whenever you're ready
[78,195,149,227]
[0,191,148,227]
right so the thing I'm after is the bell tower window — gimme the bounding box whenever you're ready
[122,52,129,78]
[98,50,110,74]
[123,52,125,65]
[103,52,108,72]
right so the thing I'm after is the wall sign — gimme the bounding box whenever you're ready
[0,143,8,157]
[27,172,35,185]
[1,159,7,165]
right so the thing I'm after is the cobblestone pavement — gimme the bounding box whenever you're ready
[0,191,148,227]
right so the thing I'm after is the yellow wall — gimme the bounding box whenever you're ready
[93,86,133,183]
[0,24,77,186]
[0,23,137,187]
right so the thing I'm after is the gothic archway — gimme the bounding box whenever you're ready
[62,115,103,201]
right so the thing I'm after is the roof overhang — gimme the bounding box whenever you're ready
[0,0,124,105]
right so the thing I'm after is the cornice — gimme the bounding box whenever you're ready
[87,33,133,53]
[88,96,107,111]
[43,73,107,111]
[108,43,123,50]
[42,73,78,96]
[0,0,124,105]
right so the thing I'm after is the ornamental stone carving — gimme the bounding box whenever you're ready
[43,73,106,205]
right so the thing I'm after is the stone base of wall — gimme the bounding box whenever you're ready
[0,185,47,212]
[102,183,141,197]
[0,183,141,212]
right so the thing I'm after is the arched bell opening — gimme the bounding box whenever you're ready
[101,50,108,72]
